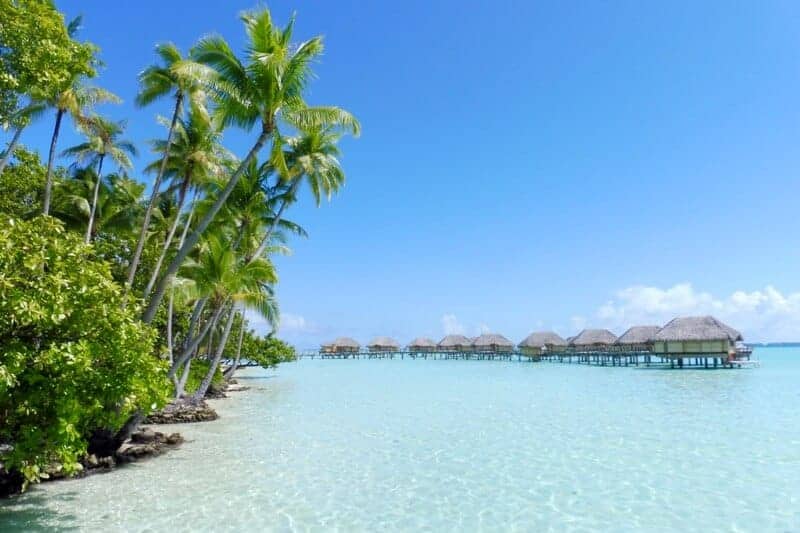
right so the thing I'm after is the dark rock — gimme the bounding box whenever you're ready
[0,469,23,498]
[165,433,183,445]
[87,428,120,458]
[144,400,218,424]
[131,428,157,444]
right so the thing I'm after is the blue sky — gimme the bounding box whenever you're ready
[17,1,800,344]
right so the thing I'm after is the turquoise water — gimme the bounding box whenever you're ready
[2,347,799,531]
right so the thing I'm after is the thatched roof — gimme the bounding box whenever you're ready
[330,337,360,349]
[367,336,400,349]
[616,325,660,345]
[437,334,472,347]
[519,331,567,348]
[654,316,743,342]
[472,333,514,348]
[570,329,617,346]
[408,337,436,348]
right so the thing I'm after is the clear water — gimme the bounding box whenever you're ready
[2,348,799,532]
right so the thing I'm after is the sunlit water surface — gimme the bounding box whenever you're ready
[1,348,799,532]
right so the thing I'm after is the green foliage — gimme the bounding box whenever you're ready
[0,147,45,216]
[0,0,97,118]
[182,358,223,395]
[242,332,296,369]
[0,217,169,484]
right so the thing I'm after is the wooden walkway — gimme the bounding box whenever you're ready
[299,349,757,369]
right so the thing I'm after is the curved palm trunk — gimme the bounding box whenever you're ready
[142,126,272,324]
[166,291,174,366]
[168,299,223,380]
[143,181,193,300]
[113,298,214,446]
[224,317,247,379]
[125,92,183,294]
[85,154,106,244]
[249,177,300,261]
[175,357,193,399]
[192,307,237,402]
[43,109,65,215]
[0,125,24,174]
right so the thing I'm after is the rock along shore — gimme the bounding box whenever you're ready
[1,380,247,498]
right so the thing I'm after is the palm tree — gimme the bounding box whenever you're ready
[179,234,278,402]
[125,43,210,293]
[140,105,227,299]
[42,80,120,215]
[142,7,360,324]
[250,125,345,261]
[0,99,48,174]
[51,169,144,240]
[215,157,307,257]
[61,116,137,243]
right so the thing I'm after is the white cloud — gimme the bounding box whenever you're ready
[441,314,493,336]
[280,312,309,332]
[594,283,800,341]
[441,313,466,335]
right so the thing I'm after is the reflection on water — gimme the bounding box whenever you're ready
[1,348,799,532]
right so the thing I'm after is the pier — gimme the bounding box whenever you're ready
[298,346,756,369]
[306,316,757,369]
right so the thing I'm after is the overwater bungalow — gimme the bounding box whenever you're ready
[472,333,515,353]
[615,325,660,352]
[437,334,472,352]
[320,341,335,354]
[653,316,742,357]
[325,337,360,354]
[367,336,400,353]
[569,329,618,351]
[518,331,568,357]
[407,337,437,353]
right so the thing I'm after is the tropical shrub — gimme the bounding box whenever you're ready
[0,0,97,117]
[182,359,224,395]
[245,335,296,369]
[0,217,169,485]
[0,148,46,216]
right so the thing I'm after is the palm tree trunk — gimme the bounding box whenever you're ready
[43,109,64,215]
[85,154,106,244]
[224,317,247,379]
[113,298,215,448]
[168,299,223,379]
[175,358,192,399]
[249,177,300,261]
[166,290,174,366]
[125,92,183,294]
[142,126,273,323]
[142,180,192,300]
[0,125,24,174]
[192,307,237,402]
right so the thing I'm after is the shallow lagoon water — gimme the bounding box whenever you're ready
[2,348,799,532]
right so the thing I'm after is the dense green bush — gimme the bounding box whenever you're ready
[245,335,297,369]
[0,217,169,484]
[182,359,224,395]
[0,0,97,117]
[0,148,46,216]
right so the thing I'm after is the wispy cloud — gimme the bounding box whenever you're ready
[441,314,492,336]
[280,312,312,333]
[594,283,800,341]
[441,313,466,335]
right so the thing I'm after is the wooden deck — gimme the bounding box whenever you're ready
[299,348,757,369]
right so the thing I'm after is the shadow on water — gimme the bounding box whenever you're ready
[0,490,80,532]
[235,374,277,381]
